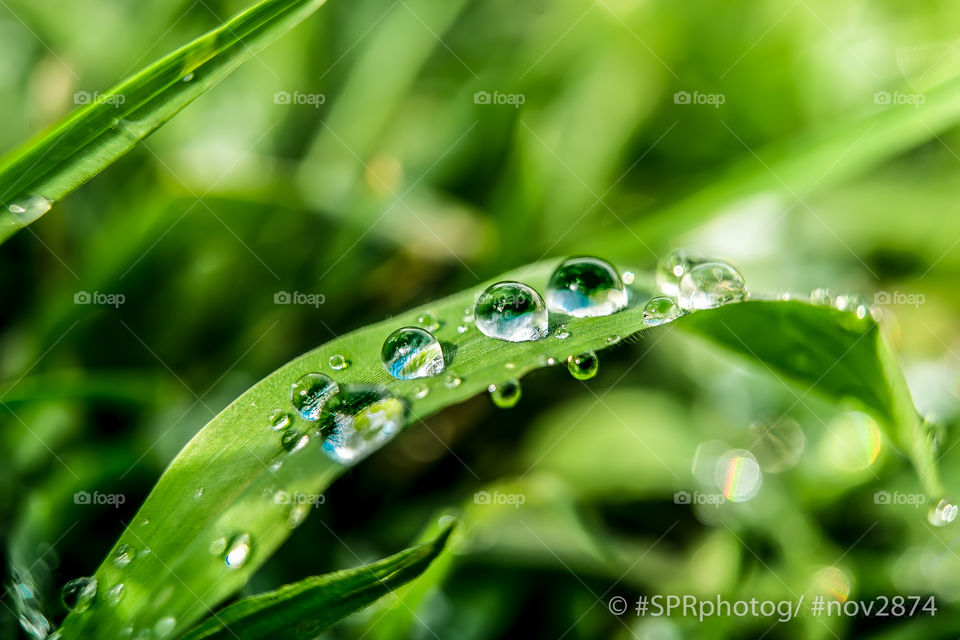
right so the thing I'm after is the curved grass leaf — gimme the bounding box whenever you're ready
[176,521,455,640]
[0,0,328,244]
[56,259,935,639]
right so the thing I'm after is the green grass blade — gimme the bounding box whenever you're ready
[176,522,455,640]
[0,0,327,244]
[55,260,934,639]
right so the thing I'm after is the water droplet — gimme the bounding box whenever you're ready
[417,311,439,331]
[834,293,869,319]
[412,384,429,399]
[6,195,52,226]
[209,538,227,556]
[474,281,548,342]
[504,362,516,370]
[195,487,204,498]
[462,306,474,322]
[488,379,521,408]
[554,325,570,340]
[112,544,135,568]
[381,327,445,379]
[928,498,958,526]
[287,504,309,529]
[715,449,762,502]
[749,417,805,473]
[106,583,125,605]
[61,577,97,612]
[328,354,349,370]
[546,256,628,318]
[622,271,636,285]
[444,374,462,388]
[677,261,748,311]
[320,387,407,464]
[809,288,834,306]
[281,430,309,453]
[457,324,469,334]
[656,249,707,297]
[567,352,598,380]
[182,72,194,82]
[224,533,251,569]
[268,409,290,431]
[154,616,176,637]
[642,296,681,326]
[605,335,621,345]
[290,372,339,421]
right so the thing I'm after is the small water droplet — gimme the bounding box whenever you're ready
[182,72,194,82]
[834,292,869,318]
[412,384,429,399]
[154,616,176,637]
[474,281,548,342]
[715,449,762,502]
[106,583,125,605]
[6,195,53,226]
[605,335,621,345]
[195,487,204,498]
[504,362,516,370]
[61,577,97,612]
[224,534,251,569]
[281,430,309,453]
[554,325,570,340]
[287,504,309,529]
[290,372,339,421]
[209,538,227,556]
[444,374,462,388]
[141,518,150,527]
[321,387,407,464]
[328,354,349,370]
[642,296,681,326]
[928,498,958,526]
[112,544,136,568]
[269,460,283,472]
[622,271,635,285]
[678,261,748,311]
[488,379,521,408]
[462,306,474,322]
[417,311,439,331]
[546,256,628,318]
[809,288,834,306]
[567,352,598,380]
[656,249,708,297]
[457,324,469,334]
[381,327,445,379]
[268,409,290,431]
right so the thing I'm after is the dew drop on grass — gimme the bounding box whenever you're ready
[61,577,97,612]
[412,384,429,399]
[642,296,681,326]
[444,374,462,388]
[381,327,445,379]
[605,335,621,345]
[567,352,598,380]
[417,311,439,331]
[287,504,309,529]
[268,409,290,430]
[320,387,406,465]
[6,195,52,226]
[622,271,635,285]
[462,306,474,322]
[224,534,251,569]
[106,583,125,606]
[112,544,135,568]
[554,325,570,340]
[474,281,548,342]
[154,616,176,637]
[457,324,469,334]
[195,487,204,498]
[656,249,707,297]
[280,430,309,453]
[715,449,762,502]
[290,373,339,421]
[209,538,227,556]
[678,261,748,311]
[928,498,959,527]
[182,71,194,82]
[546,256,628,318]
[488,379,521,408]
[328,354,349,371]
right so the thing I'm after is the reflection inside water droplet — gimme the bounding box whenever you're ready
[61,577,97,612]
[290,372,339,421]
[546,256,627,318]
[474,281,548,342]
[642,296,681,326]
[488,379,521,408]
[381,327,445,379]
[567,352,598,380]
[678,261,748,311]
[224,534,251,569]
[319,387,407,465]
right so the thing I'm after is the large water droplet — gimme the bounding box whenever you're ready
[656,249,707,297]
[112,544,135,568]
[328,354,349,371]
[268,409,290,431]
[677,261,748,311]
[381,327,445,379]
[488,379,521,408]
[546,256,627,318]
[320,387,407,465]
[474,281,548,342]
[567,352,598,380]
[224,534,251,569]
[642,296,681,326]
[6,195,52,226]
[928,498,959,527]
[61,577,97,612]
[290,373,339,421]
[715,449,762,502]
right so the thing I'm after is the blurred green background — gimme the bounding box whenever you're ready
[3,0,960,637]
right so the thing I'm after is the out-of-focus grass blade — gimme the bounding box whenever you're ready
[0,0,328,244]
[177,522,456,640]
[679,300,942,498]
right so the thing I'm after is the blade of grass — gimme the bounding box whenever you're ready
[176,521,456,640]
[55,259,937,639]
[0,0,328,244]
